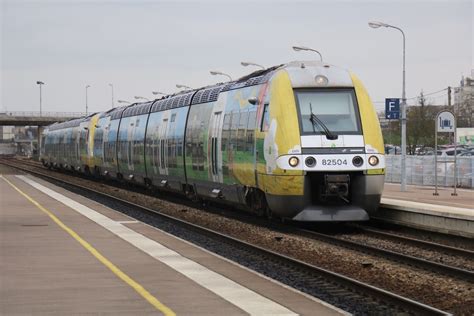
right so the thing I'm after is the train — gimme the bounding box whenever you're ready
[40,60,385,221]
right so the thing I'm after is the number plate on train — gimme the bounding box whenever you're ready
[321,159,348,166]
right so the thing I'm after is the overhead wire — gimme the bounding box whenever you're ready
[374,87,449,104]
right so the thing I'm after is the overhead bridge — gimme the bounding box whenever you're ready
[0,111,86,126]
[0,111,87,159]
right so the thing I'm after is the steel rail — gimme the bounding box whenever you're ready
[293,227,474,282]
[352,225,474,258]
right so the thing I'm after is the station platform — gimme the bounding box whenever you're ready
[379,183,474,238]
[0,171,345,316]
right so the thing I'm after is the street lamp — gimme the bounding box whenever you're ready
[108,83,114,109]
[241,61,265,70]
[210,70,232,81]
[36,81,44,116]
[85,85,91,115]
[134,96,150,101]
[292,46,323,62]
[152,91,167,96]
[176,84,192,90]
[117,100,131,104]
[369,20,407,192]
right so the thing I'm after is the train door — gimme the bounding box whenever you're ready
[102,117,111,165]
[79,122,89,167]
[159,113,169,175]
[74,127,80,168]
[209,111,223,182]
[151,123,159,174]
[127,117,136,171]
[61,132,67,166]
[209,94,227,183]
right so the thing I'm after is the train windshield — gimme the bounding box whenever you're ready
[295,89,361,135]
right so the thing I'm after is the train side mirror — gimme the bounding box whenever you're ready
[248,97,258,105]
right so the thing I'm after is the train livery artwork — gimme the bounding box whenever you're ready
[40,61,385,221]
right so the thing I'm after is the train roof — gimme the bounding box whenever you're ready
[48,117,84,131]
[282,60,354,88]
[46,60,354,129]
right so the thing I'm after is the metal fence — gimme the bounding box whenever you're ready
[385,155,474,188]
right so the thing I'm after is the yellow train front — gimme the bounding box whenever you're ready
[256,61,385,221]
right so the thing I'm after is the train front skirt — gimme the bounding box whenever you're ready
[291,205,369,221]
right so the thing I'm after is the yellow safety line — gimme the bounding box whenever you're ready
[0,175,175,316]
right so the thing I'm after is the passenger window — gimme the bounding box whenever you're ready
[261,103,270,132]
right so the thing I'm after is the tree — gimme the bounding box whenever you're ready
[407,91,436,154]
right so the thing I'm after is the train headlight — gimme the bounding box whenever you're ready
[314,75,329,86]
[289,156,299,167]
[368,155,379,166]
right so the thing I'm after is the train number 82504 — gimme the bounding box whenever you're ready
[321,158,348,166]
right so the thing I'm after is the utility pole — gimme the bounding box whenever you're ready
[448,86,452,106]
[36,81,45,116]
[109,83,114,109]
[85,85,91,115]
[368,21,408,191]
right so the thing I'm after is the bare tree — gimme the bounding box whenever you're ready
[407,91,436,154]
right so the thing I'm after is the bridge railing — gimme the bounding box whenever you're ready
[0,111,87,118]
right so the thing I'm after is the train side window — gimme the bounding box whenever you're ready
[260,103,270,132]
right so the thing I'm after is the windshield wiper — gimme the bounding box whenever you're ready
[309,103,337,140]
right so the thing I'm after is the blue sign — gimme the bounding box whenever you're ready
[385,98,400,120]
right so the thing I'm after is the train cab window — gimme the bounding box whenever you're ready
[295,89,361,135]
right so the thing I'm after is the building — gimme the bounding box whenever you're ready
[0,126,14,141]
[453,72,474,127]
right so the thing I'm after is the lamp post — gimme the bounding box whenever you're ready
[85,85,91,115]
[369,21,407,192]
[241,61,265,70]
[292,46,323,62]
[152,91,167,96]
[210,70,232,81]
[36,81,44,116]
[117,100,131,105]
[176,84,192,90]
[134,96,150,101]
[108,83,114,108]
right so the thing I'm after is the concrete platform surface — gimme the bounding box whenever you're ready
[379,183,473,237]
[0,173,345,316]
[383,183,473,211]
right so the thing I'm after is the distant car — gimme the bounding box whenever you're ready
[438,148,463,156]
[385,145,401,155]
[457,151,473,157]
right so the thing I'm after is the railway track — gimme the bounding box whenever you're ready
[351,224,474,258]
[291,226,474,282]
[0,159,452,315]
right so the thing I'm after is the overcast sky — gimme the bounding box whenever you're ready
[1,0,472,114]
